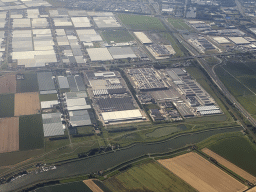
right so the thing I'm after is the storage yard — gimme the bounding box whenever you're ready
[158,152,248,192]
[126,67,220,120]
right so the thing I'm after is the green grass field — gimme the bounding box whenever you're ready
[101,30,134,43]
[207,135,256,176]
[19,114,44,151]
[118,14,166,31]
[35,181,92,192]
[0,94,14,117]
[16,73,39,93]
[167,18,191,30]
[215,62,256,118]
[160,32,185,57]
[103,162,197,192]
[77,126,95,135]
[39,94,58,101]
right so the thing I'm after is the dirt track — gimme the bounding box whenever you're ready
[0,117,19,153]
[83,180,103,192]
[202,148,256,184]
[14,92,40,116]
[0,74,16,94]
[158,152,247,192]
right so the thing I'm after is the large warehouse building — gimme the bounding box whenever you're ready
[102,109,144,123]
[134,32,152,44]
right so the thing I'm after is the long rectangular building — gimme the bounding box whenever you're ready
[134,32,152,44]
[102,109,143,123]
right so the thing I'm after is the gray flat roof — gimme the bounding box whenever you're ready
[37,72,56,91]
[58,76,69,89]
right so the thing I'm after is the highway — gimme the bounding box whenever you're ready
[161,17,256,131]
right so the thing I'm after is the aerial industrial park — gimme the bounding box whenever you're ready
[0,0,256,191]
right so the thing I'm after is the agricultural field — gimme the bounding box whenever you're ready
[83,180,103,192]
[101,30,134,43]
[207,135,256,177]
[103,161,198,192]
[118,14,166,31]
[158,152,247,192]
[0,74,16,94]
[16,73,39,93]
[35,181,92,192]
[19,114,44,151]
[167,18,191,31]
[39,93,58,101]
[0,94,14,118]
[0,117,19,153]
[202,148,256,184]
[215,61,256,118]
[14,92,40,116]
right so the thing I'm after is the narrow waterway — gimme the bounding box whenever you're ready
[0,127,242,192]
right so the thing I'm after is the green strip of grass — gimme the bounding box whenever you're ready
[0,94,14,117]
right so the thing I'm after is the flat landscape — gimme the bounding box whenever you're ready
[14,92,40,116]
[167,18,191,31]
[0,74,16,94]
[118,14,166,31]
[0,117,19,153]
[16,73,39,93]
[103,161,197,192]
[19,114,44,151]
[158,152,247,192]
[215,61,256,118]
[35,181,92,192]
[0,94,14,118]
[207,135,256,177]
[83,180,103,192]
[202,148,256,184]
[101,30,134,43]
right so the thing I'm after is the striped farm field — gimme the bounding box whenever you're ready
[158,152,247,192]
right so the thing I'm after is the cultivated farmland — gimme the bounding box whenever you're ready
[118,14,166,31]
[83,180,103,192]
[202,148,256,184]
[208,136,256,177]
[158,152,247,192]
[19,114,44,151]
[0,117,19,153]
[103,161,197,192]
[0,94,14,118]
[0,74,16,94]
[14,92,40,116]
[16,73,39,93]
[168,18,191,31]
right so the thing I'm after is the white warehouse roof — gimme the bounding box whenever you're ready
[41,100,58,109]
[102,109,143,122]
[228,37,250,45]
[87,48,113,61]
[212,36,230,44]
[134,32,152,44]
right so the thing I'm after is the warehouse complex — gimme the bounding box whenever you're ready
[84,70,145,124]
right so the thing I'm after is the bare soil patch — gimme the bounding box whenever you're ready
[0,117,19,153]
[0,74,16,94]
[83,179,103,192]
[14,92,40,116]
[203,148,256,184]
[158,152,247,192]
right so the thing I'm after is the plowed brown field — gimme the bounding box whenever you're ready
[158,152,247,192]
[0,74,16,94]
[202,148,256,184]
[14,92,40,116]
[0,117,19,153]
[83,180,103,192]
